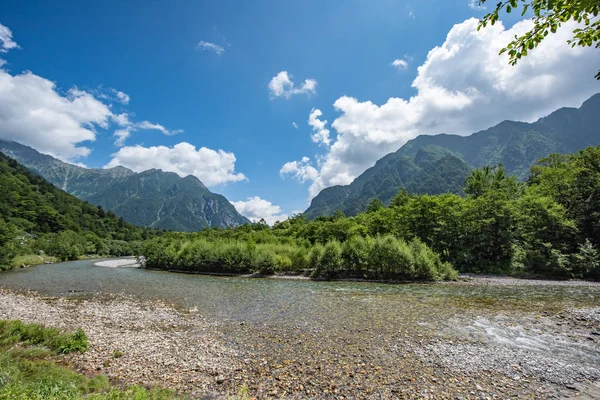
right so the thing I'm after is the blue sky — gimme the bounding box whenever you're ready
[0,0,598,223]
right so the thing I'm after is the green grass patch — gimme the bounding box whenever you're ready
[0,320,180,399]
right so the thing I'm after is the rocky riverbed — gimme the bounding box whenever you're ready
[0,273,599,398]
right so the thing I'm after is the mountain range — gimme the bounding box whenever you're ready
[304,93,600,219]
[0,141,249,231]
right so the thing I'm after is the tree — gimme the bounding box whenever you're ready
[464,165,521,199]
[367,198,385,213]
[477,0,600,79]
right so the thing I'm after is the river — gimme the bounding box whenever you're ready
[1,258,599,398]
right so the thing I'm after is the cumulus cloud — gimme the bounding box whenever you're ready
[280,156,323,198]
[0,23,19,53]
[197,41,225,55]
[283,17,599,200]
[0,22,182,157]
[231,196,288,225]
[308,108,331,146]
[0,66,182,155]
[391,58,409,71]
[105,142,247,187]
[0,70,112,159]
[268,71,317,99]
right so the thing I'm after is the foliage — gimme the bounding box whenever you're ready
[0,320,177,400]
[139,146,600,280]
[141,230,457,282]
[305,94,600,219]
[477,0,600,79]
[0,320,88,354]
[0,140,249,232]
[0,152,158,268]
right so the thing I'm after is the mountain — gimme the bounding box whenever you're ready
[305,94,600,219]
[0,141,250,231]
[0,152,146,241]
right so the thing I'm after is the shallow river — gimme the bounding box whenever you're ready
[1,259,600,398]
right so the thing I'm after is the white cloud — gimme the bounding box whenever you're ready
[105,142,247,187]
[231,196,288,225]
[111,112,130,127]
[391,58,409,71]
[268,71,317,99]
[292,122,298,129]
[0,23,186,157]
[112,89,130,104]
[0,23,19,53]
[308,108,331,146]
[280,156,323,198]
[0,70,112,160]
[283,17,599,200]
[110,117,182,146]
[113,129,131,147]
[197,41,225,55]
[137,120,182,136]
[468,0,486,10]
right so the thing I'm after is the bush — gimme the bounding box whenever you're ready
[341,236,372,273]
[139,232,454,282]
[314,241,342,278]
[290,248,310,271]
[308,244,325,277]
[368,235,414,278]
[573,240,600,279]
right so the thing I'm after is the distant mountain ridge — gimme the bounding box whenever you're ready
[0,141,250,231]
[305,94,600,219]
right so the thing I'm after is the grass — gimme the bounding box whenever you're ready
[8,254,57,269]
[0,320,179,400]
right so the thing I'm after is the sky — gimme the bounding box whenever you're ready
[0,0,598,224]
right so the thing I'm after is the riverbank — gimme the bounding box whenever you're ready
[0,273,599,398]
[146,263,600,287]
[0,288,240,396]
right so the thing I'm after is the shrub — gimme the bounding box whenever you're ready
[316,241,342,277]
[368,235,414,278]
[573,240,600,279]
[341,236,372,273]
[290,248,310,270]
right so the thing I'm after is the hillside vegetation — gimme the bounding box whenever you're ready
[305,94,600,219]
[141,146,600,280]
[0,140,250,231]
[0,153,156,269]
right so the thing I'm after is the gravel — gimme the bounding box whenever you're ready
[455,274,600,287]
[0,288,239,396]
[1,274,599,398]
[94,258,140,268]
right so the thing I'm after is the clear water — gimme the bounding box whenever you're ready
[1,259,598,328]
[2,259,600,392]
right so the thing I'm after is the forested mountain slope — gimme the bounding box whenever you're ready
[0,153,154,264]
[0,141,249,231]
[305,94,600,219]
